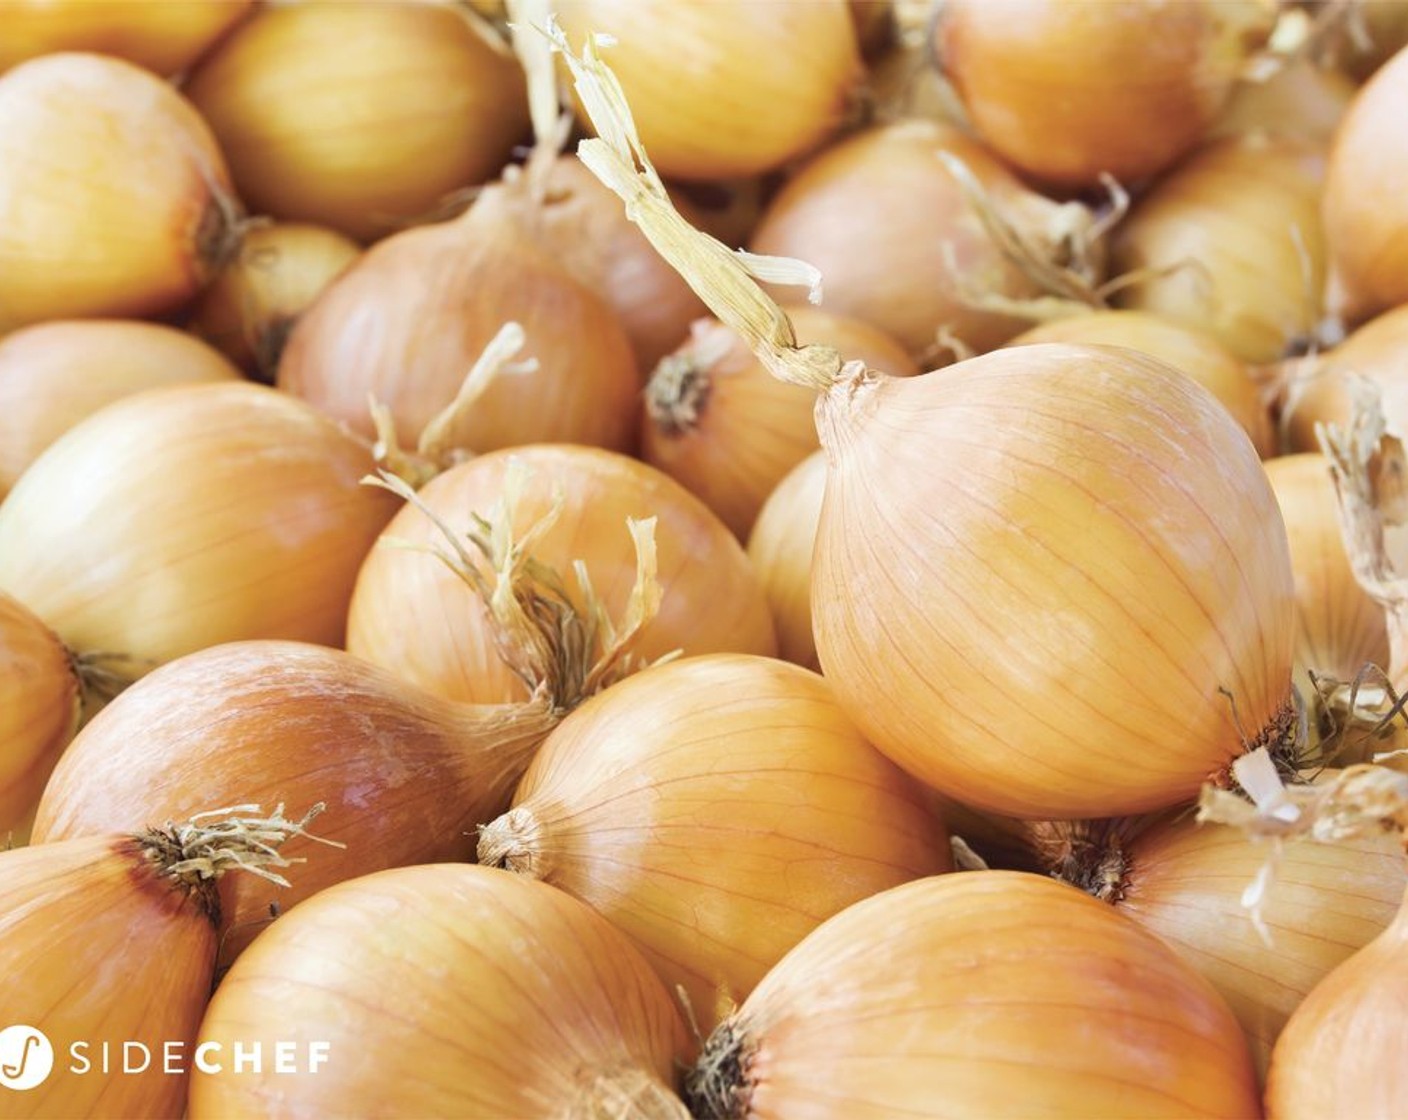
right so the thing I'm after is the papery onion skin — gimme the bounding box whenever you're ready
[643,308,916,540]
[0,382,396,674]
[1209,58,1355,148]
[277,185,641,455]
[935,0,1273,189]
[555,0,862,182]
[812,343,1296,820]
[0,835,217,1119]
[187,222,360,382]
[0,592,79,845]
[189,865,689,1120]
[1111,135,1327,365]
[747,451,826,671]
[1323,45,1408,323]
[31,640,558,962]
[184,1,529,243]
[482,653,949,1033]
[1008,311,1274,458]
[1265,453,1389,681]
[693,870,1259,1119]
[0,52,240,332]
[0,1,254,76]
[347,445,777,705]
[0,320,240,498]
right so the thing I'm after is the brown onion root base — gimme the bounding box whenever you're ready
[684,1019,755,1120]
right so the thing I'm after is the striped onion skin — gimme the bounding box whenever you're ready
[812,343,1296,820]
[476,654,949,1034]
[747,451,827,671]
[686,871,1259,1119]
[1264,453,1389,682]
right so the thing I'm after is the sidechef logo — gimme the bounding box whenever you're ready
[0,1026,329,1091]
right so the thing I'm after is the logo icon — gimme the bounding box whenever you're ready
[0,1025,54,1091]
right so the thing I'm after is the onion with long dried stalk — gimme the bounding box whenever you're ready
[478,653,949,1032]
[555,27,1298,821]
[34,469,666,962]
[0,803,333,1120]
[189,865,689,1119]
[747,451,826,670]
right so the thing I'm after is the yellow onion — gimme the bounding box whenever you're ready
[1008,310,1275,457]
[0,0,254,76]
[187,222,360,382]
[555,0,862,181]
[672,176,769,254]
[746,451,826,671]
[0,320,240,498]
[0,593,79,845]
[1323,45,1408,324]
[0,52,241,332]
[478,653,949,1032]
[749,119,1105,360]
[348,444,776,705]
[684,871,1259,1118]
[190,865,688,1118]
[1265,453,1389,681]
[1209,58,1356,147]
[184,2,528,242]
[642,307,916,539]
[0,804,323,1119]
[1112,135,1327,365]
[0,382,395,681]
[934,0,1274,189]
[278,182,640,455]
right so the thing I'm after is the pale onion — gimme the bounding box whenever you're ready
[277,182,640,455]
[1007,310,1275,458]
[684,871,1259,1118]
[187,222,360,381]
[642,307,916,539]
[746,451,826,671]
[1209,57,1356,147]
[1112,135,1327,365]
[0,382,396,682]
[0,593,79,846]
[748,119,1105,361]
[0,0,254,76]
[0,52,241,332]
[1265,453,1389,681]
[934,0,1274,189]
[1323,45,1408,324]
[0,320,240,498]
[184,2,528,242]
[1028,811,1406,1079]
[190,865,688,1118]
[478,653,948,1032]
[555,0,862,181]
[0,804,324,1120]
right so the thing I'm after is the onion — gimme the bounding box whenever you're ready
[562,33,1299,822]
[187,222,360,382]
[0,593,78,846]
[1111,135,1327,365]
[0,803,327,1119]
[1007,310,1274,458]
[190,865,688,1118]
[1209,57,1356,147]
[1324,45,1408,324]
[184,1,528,243]
[748,119,1106,361]
[746,451,826,671]
[554,0,862,181]
[683,871,1259,1118]
[642,307,916,539]
[348,444,776,705]
[934,0,1274,189]
[0,320,239,499]
[0,52,241,332]
[0,382,396,684]
[277,182,640,456]
[0,0,254,76]
[478,653,948,1032]
[1330,1,1408,81]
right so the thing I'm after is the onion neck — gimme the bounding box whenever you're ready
[476,804,547,878]
[683,1019,755,1120]
[451,700,561,825]
[569,1066,690,1120]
